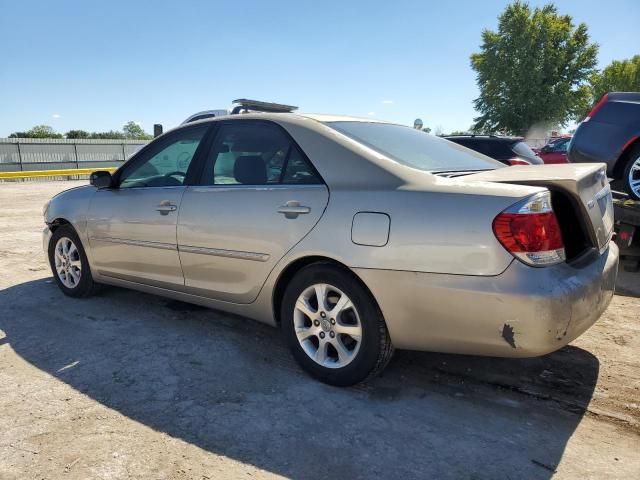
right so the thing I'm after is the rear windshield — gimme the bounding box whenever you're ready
[326,122,503,172]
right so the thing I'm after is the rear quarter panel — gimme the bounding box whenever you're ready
[283,181,542,276]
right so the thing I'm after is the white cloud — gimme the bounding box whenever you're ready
[51,113,61,119]
[381,100,393,104]
[368,112,376,116]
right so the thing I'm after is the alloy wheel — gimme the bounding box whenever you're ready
[629,156,640,198]
[293,283,362,368]
[54,236,82,288]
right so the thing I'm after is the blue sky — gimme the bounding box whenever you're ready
[0,0,638,136]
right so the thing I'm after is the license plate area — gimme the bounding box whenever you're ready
[593,186,614,250]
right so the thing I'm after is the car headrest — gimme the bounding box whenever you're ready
[234,155,267,184]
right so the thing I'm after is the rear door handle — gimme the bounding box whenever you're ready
[278,201,310,219]
[156,201,177,215]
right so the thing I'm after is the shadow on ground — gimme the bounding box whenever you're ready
[1,278,601,479]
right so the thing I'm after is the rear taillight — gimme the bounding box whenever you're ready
[493,191,565,267]
[584,94,608,122]
[508,158,531,166]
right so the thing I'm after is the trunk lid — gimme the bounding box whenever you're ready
[467,164,614,252]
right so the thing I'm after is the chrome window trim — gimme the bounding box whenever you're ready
[189,184,326,193]
[115,185,186,191]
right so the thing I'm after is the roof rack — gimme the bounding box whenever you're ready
[230,98,298,115]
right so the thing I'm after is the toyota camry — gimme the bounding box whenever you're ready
[43,110,618,386]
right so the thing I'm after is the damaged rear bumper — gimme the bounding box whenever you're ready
[354,243,618,357]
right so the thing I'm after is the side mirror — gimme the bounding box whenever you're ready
[90,171,113,189]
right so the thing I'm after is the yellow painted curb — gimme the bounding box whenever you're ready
[0,168,116,179]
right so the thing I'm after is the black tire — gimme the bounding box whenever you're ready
[280,263,394,386]
[47,224,98,298]
[622,146,640,201]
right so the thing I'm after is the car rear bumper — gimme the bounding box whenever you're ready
[354,243,618,357]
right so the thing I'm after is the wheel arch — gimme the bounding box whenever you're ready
[613,136,640,179]
[48,217,72,233]
[271,255,380,326]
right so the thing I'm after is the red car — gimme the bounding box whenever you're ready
[535,136,571,164]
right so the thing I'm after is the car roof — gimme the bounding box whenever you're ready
[608,92,640,102]
[157,110,537,197]
[183,111,392,125]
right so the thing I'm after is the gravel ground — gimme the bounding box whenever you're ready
[1,181,639,480]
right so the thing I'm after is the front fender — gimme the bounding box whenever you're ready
[45,185,96,255]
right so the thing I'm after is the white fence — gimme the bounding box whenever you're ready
[0,138,149,173]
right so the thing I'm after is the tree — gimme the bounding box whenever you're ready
[9,125,63,138]
[590,55,640,104]
[470,2,598,135]
[89,130,126,139]
[65,129,91,139]
[122,121,152,140]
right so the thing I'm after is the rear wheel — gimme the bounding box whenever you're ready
[48,224,97,297]
[623,146,640,200]
[281,263,393,386]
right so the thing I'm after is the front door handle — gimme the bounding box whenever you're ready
[156,201,177,215]
[278,201,310,219]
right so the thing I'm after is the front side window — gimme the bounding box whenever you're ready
[119,126,208,188]
[327,122,502,172]
[200,122,321,185]
[551,138,569,152]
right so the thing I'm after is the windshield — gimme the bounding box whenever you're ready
[326,121,503,172]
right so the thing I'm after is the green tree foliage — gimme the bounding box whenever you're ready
[590,55,640,104]
[470,2,598,135]
[65,129,91,139]
[89,130,126,139]
[123,121,152,140]
[8,122,151,140]
[9,125,63,138]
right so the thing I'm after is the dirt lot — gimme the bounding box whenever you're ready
[1,181,639,479]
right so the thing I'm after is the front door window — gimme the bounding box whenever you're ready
[119,126,208,188]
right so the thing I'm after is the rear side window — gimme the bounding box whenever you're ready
[484,141,516,160]
[327,122,502,172]
[200,122,322,185]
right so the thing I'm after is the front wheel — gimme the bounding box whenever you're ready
[281,263,393,386]
[48,224,97,297]
[623,146,640,200]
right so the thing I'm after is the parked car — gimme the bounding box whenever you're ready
[535,136,571,164]
[444,135,543,166]
[569,92,640,200]
[43,111,618,386]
